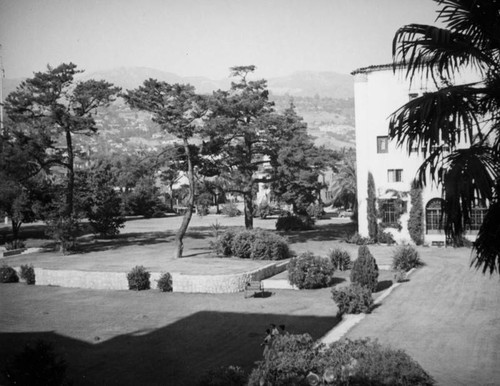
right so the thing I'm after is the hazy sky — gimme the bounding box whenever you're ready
[0,0,441,80]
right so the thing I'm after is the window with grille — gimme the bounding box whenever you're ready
[377,136,388,153]
[469,206,487,231]
[382,200,397,224]
[426,198,445,233]
[387,169,403,182]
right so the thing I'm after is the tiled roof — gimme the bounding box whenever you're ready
[351,63,406,75]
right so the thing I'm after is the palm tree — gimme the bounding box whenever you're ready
[390,0,500,274]
[330,153,357,212]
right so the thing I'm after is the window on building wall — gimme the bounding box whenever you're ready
[387,169,403,182]
[468,205,488,231]
[381,200,397,224]
[426,198,445,233]
[377,136,388,153]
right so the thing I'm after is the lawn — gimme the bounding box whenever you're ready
[1,215,499,385]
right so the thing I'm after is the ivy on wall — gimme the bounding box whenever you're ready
[377,190,407,231]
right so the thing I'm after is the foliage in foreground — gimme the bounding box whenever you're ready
[331,283,373,316]
[2,340,69,386]
[0,265,19,283]
[392,245,423,272]
[127,265,151,291]
[288,252,335,289]
[350,245,379,292]
[248,334,435,386]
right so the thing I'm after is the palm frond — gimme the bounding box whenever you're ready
[392,24,492,82]
[472,201,500,274]
[389,84,482,153]
[438,0,500,52]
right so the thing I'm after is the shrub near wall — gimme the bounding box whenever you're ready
[127,265,150,291]
[20,264,36,285]
[250,231,290,260]
[288,252,335,289]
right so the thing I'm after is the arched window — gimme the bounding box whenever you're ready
[468,204,488,231]
[426,198,445,233]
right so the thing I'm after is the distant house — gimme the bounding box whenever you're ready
[352,64,486,245]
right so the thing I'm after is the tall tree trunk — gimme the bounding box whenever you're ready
[174,139,195,258]
[65,128,74,217]
[244,191,254,229]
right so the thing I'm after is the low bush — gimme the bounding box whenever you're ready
[331,283,373,315]
[211,230,236,257]
[250,231,290,261]
[5,239,26,251]
[393,270,407,283]
[0,264,19,283]
[328,247,352,271]
[198,365,247,386]
[127,265,150,291]
[3,340,69,386]
[288,252,335,289]
[248,335,435,386]
[377,228,396,245]
[231,230,256,259]
[221,202,241,217]
[276,214,314,231]
[157,272,172,292]
[344,232,374,245]
[350,245,379,292]
[392,244,423,272]
[20,264,35,285]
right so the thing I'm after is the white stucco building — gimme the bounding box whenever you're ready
[352,64,485,245]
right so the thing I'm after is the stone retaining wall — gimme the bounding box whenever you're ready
[15,261,288,293]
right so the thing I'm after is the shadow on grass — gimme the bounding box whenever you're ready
[282,222,357,244]
[375,280,394,293]
[0,311,339,386]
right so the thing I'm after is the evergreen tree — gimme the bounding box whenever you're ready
[350,245,379,292]
[367,172,378,240]
[408,181,424,245]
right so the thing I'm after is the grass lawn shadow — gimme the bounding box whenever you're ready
[0,310,339,386]
[375,280,393,293]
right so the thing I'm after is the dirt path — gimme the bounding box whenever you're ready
[345,247,500,386]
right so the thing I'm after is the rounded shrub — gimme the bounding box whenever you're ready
[248,335,435,386]
[250,231,290,260]
[331,283,373,315]
[350,245,379,292]
[392,244,423,272]
[211,229,236,257]
[127,265,150,291]
[221,202,241,217]
[0,264,19,283]
[288,252,335,289]
[231,230,256,259]
[276,214,314,231]
[20,264,36,285]
[157,272,172,292]
[198,365,247,386]
[328,247,352,271]
[377,228,395,245]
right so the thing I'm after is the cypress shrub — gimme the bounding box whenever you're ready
[350,245,379,292]
[408,181,424,245]
[367,172,378,241]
